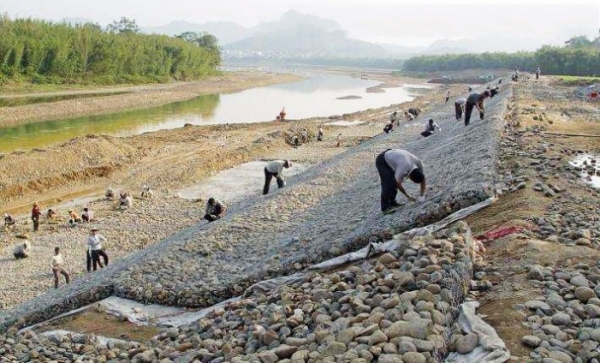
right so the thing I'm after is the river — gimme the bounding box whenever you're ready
[0,73,432,152]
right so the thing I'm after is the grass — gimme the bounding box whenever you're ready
[39,309,160,343]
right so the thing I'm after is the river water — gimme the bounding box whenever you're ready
[0,73,432,152]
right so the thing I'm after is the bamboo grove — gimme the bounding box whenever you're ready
[0,17,221,85]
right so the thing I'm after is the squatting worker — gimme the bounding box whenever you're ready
[204,198,227,222]
[263,159,292,195]
[464,90,491,126]
[454,97,466,120]
[375,149,427,214]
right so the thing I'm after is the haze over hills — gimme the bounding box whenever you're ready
[61,10,570,62]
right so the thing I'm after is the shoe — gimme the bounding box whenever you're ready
[382,208,396,215]
[391,201,403,208]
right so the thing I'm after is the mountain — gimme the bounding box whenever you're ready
[142,11,389,59]
[142,20,251,45]
[223,11,389,59]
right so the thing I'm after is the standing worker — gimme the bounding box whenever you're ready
[263,160,292,195]
[375,149,427,214]
[444,91,450,104]
[31,202,41,232]
[535,66,541,80]
[317,125,324,141]
[51,247,70,288]
[87,228,109,271]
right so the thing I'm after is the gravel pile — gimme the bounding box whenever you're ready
[521,263,600,363]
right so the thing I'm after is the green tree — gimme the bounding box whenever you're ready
[107,17,140,34]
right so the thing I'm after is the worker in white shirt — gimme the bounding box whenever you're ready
[51,246,70,288]
[421,119,442,137]
[263,159,292,195]
[13,235,31,259]
[86,228,109,271]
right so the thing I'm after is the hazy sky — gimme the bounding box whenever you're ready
[1,0,599,47]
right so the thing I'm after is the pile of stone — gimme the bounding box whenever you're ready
[1,222,483,363]
[521,263,600,362]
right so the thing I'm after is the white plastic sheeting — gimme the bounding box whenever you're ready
[444,301,511,363]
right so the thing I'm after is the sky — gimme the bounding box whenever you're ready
[1,0,599,49]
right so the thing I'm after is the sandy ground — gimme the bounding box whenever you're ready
[0,69,461,308]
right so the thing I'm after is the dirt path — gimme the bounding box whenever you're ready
[466,75,600,361]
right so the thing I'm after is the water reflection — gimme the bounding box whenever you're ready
[0,74,432,152]
[569,154,600,188]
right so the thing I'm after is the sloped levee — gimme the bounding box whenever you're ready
[0,83,511,332]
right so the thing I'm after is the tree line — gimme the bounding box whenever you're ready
[0,16,221,85]
[403,36,600,76]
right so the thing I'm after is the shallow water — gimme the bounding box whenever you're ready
[177,160,310,202]
[0,74,433,152]
[569,154,600,188]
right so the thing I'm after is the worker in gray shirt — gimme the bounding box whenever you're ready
[375,149,427,214]
[263,159,292,195]
[454,97,466,120]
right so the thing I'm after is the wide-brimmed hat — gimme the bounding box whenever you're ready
[90,228,99,232]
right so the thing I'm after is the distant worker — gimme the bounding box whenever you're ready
[336,133,342,147]
[291,135,300,147]
[535,66,541,80]
[82,207,94,222]
[263,159,292,195]
[301,129,308,143]
[421,119,442,137]
[204,198,227,222]
[464,90,491,126]
[4,213,16,227]
[68,209,82,226]
[383,119,394,134]
[119,192,133,210]
[317,125,324,141]
[468,86,473,92]
[87,228,109,271]
[46,209,57,220]
[407,108,421,118]
[105,187,115,200]
[375,149,426,214]
[390,111,398,126]
[31,202,41,232]
[454,97,467,120]
[13,234,31,259]
[279,107,286,121]
[51,246,70,289]
[444,91,450,104]
[141,185,154,198]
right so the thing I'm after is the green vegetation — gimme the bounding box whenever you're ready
[403,36,600,76]
[0,16,221,85]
